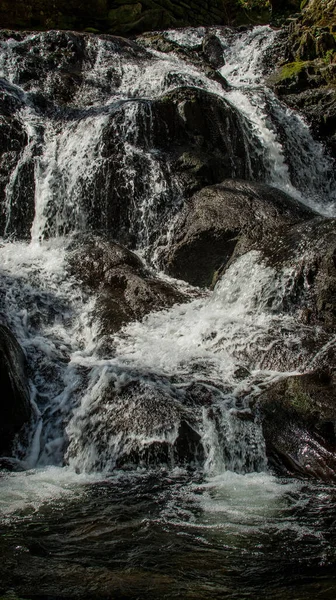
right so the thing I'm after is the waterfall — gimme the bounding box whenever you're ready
[0,24,335,487]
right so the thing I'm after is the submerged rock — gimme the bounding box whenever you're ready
[67,236,187,335]
[161,179,314,287]
[0,322,31,455]
[258,370,336,482]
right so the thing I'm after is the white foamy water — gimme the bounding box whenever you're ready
[217,26,336,215]
[0,466,101,521]
[112,252,300,382]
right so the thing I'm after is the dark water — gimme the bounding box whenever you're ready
[1,469,336,599]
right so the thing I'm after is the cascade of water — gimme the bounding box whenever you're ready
[0,25,334,480]
[216,26,336,214]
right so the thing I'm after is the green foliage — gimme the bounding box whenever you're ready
[236,0,270,11]
[324,48,335,63]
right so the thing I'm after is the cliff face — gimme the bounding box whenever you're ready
[0,0,277,34]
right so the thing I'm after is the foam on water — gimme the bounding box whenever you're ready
[0,466,99,521]
[113,251,300,383]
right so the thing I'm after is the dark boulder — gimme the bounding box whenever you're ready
[0,322,31,455]
[258,370,336,482]
[67,236,187,335]
[202,33,225,69]
[84,87,264,247]
[65,379,204,471]
[160,179,314,288]
[259,216,336,330]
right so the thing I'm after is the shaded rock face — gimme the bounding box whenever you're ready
[0,322,31,455]
[67,236,186,335]
[0,0,271,35]
[258,371,336,482]
[160,179,314,287]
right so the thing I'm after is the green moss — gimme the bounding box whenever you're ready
[276,60,307,81]
[300,0,308,9]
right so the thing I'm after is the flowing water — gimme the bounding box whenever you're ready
[0,25,336,599]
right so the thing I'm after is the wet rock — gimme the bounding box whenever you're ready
[202,33,225,69]
[86,86,263,246]
[259,216,336,330]
[0,84,35,238]
[137,32,230,90]
[67,235,187,335]
[273,87,336,158]
[161,179,314,288]
[258,370,336,482]
[65,379,204,471]
[271,0,336,158]
[0,322,31,455]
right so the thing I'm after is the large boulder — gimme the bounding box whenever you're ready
[258,370,336,481]
[81,88,264,247]
[0,322,31,455]
[160,179,314,288]
[66,375,265,473]
[65,379,205,472]
[67,236,187,336]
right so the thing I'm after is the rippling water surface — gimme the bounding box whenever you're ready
[1,468,336,599]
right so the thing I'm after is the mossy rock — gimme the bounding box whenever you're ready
[258,371,336,481]
[107,2,142,26]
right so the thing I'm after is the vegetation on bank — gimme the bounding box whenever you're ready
[0,0,299,34]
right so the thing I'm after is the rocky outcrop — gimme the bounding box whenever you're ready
[79,87,264,247]
[67,236,186,335]
[0,322,32,455]
[258,370,336,481]
[160,179,314,287]
[271,0,336,158]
